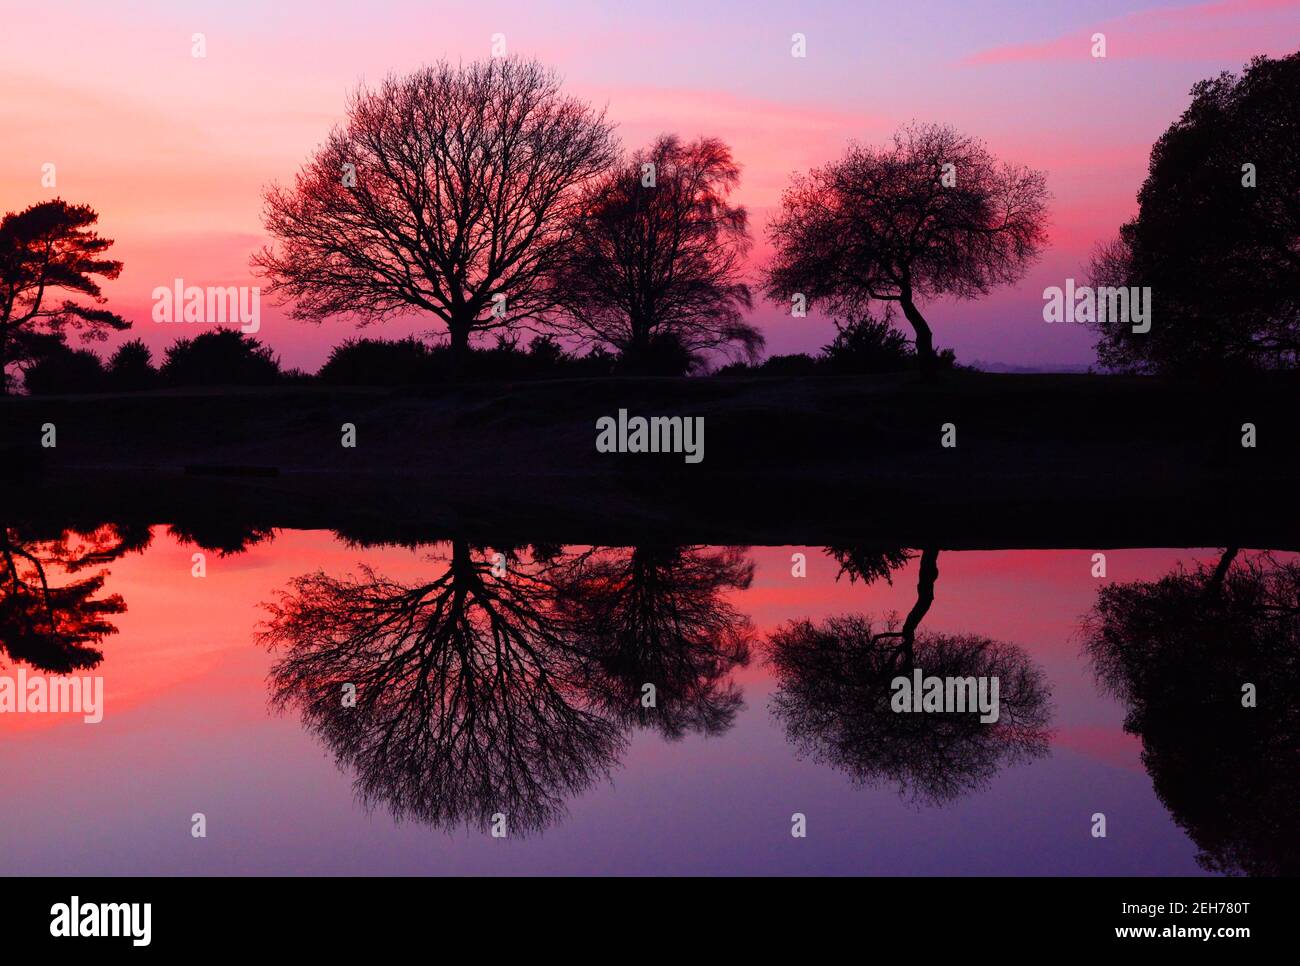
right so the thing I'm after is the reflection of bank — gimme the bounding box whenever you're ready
[1083,549,1300,876]
[0,522,149,673]
[766,546,1053,805]
[259,541,755,835]
[0,516,273,674]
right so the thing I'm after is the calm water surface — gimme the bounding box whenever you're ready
[1,527,1291,875]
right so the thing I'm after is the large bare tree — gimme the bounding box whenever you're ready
[764,123,1048,375]
[254,58,618,366]
[552,135,761,371]
[259,540,623,834]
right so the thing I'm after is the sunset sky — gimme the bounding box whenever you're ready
[2,0,1297,370]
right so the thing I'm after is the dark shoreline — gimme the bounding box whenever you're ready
[3,371,1297,548]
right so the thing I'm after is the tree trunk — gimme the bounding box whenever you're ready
[448,319,472,373]
[899,293,936,379]
[1205,546,1240,601]
[451,537,474,576]
[0,330,8,397]
[623,326,652,373]
[899,546,939,659]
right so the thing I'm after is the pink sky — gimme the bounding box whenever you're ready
[6,529,1175,771]
[11,533,1241,873]
[2,0,1297,370]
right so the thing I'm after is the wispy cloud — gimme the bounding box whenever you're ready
[595,86,889,201]
[963,0,1300,65]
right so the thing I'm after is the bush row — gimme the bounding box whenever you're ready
[22,317,947,394]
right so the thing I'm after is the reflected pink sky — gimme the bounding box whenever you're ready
[2,0,1297,370]
[0,532,1245,873]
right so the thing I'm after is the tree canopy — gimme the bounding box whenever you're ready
[0,200,127,393]
[764,123,1048,375]
[254,58,618,367]
[1082,550,1300,874]
[552,135,761,371]
[1090,53,1300,375]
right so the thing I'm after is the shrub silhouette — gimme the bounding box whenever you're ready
[106,338,158,392]
[823,315,914,374]
[613,330,696,376]
[318,334,612,385]
[821,313,954,375]
[160,328,281,387]
[713,353,821,379]
[23,341,106,395]
[711,316,957,379]
[318,337,435,386]
[466,336,615,380]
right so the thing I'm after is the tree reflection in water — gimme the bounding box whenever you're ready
[767,546,1053,805]
[1082,549,1300,876]
[260,540,762,833]
[0,522,149,672]
[259,539,624,835]
[557,545,755,739]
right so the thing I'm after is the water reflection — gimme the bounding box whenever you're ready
[1081,549,1300,876]
[258,540,764,833]
[0,513,285,674]
[166,520,277,556]
[557,545,755,739]
[0,522,147,672]
[8,516,1293,873]
[258,538,623,835]
[767,547,1054,805]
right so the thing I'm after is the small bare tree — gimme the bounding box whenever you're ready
[764,123,1049,375]
[254,58,618,367]
[552,135,761,371]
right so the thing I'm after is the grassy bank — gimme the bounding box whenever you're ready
[2,370,1296,547]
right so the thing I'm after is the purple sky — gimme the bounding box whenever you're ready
[2,0,1297,369]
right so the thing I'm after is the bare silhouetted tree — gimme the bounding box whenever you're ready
[0,200,128,394]
[259,540,623,834]
[552,135,761,371]
[557,545,755,738]
[254,59,618,368]
[764,124,1048,375]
